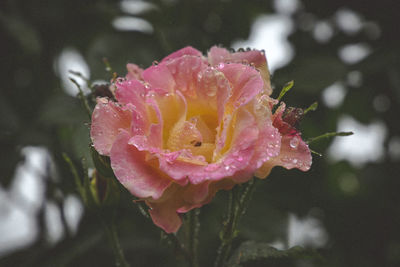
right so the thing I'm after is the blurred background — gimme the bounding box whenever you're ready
[1,0,400,266]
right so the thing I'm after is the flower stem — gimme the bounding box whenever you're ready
[69,77,92,120]
[104,221,131,267]
[165,233,194,267]
[214,179,257,267]
[185,209,200,267]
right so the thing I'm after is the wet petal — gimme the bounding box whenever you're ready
[142,64,176,92]
[218,63,264,111]
[115,79,146,106]
[148,199,182,233]
[126,63,143,80]
[157,108,259,185]
[249,94,281,171]
[161,46,203,62]
[208,46,272,95]
[165,55,207,98]
[195,67,231,122]
[91,98,132,156]
[110,130,172,199]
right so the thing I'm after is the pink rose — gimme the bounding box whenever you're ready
[90,46,311,233]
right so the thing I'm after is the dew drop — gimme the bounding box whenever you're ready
[206,85,217,97]
[218,62,225,69]
[169,65,177,74]
[191,60,199,70]
[146,92,155,98]
[206,164,219,172]
[197,73,203,82]
[290,136,299,149]
[224,158,234,165]
[217,77,226,88]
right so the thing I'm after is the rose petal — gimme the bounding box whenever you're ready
[148,200,182,233]
[255,102,312,177]
[196,67,231,122]
[249,94,281,172]
[110,130,172,199]
[126,63,143,80]
[156,108,259,185]
[145,89,187,147]
[148,179,236,233]
[142,64,176,92]
[161,46,203,63]
[207,46,231,65]
[165,55,207,99]
[91,98,132,156]
[208,46,272,95]
[218,63,264,110]
[115,79,146,106]
[178,179,236,212]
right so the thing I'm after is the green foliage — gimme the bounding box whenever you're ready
[277,80,294,102]
[227,241,325,267]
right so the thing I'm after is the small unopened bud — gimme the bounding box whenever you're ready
[90,170,120,207]
[282,107,304,129]
[93,84,114,99]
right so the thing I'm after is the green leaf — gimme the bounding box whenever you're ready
[307,131,354,144]
[227,241,325,267]
[304,101,318,114]
[277,80,294,102]
[62,153,86,203]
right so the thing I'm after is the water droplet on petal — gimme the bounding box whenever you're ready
[170,65,177,74]
[197,73,203,82]
[206,85,217,97]
[218,62,225,69]
[224,158,234,165]
[205,164,219,172]
[290,136,299,149]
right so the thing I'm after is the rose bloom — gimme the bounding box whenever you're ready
[90,46,311,233]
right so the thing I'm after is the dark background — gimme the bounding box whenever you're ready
[1,0,400,266]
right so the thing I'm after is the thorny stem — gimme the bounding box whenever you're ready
[104,220,131,267]
[165,233,195,267]
[69,70,93,91]
[69,77,92,120]
[185,209,200,267]
[135,201,196,267]
[64,154,130,267]
[214,179,257,267]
